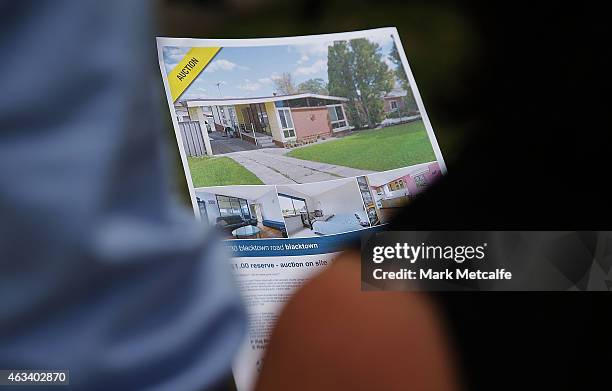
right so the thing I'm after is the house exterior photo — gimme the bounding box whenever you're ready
[366,162,442,224]
[382,88,408,114]
[175,93,352,155]
[372,162,441,205]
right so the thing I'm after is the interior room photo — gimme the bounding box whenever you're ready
[363,162,442,224]
[195,186,287,239]
[276,178,369,238]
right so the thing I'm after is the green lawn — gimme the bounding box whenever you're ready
[188,156,263,187]
[286,120,436,171]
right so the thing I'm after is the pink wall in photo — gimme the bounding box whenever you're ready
[291,107,332,139]
[402,162,442,195]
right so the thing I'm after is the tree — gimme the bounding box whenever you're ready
[389,43,409,90]
[328,38,394,127]
[273,72,297,95]
[350,38,394,126]
[389,42,418,113]
[297,78,328,95]
[328,41,362,127]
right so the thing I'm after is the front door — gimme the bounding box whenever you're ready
[242,106,257,134]
[242,104,271,136]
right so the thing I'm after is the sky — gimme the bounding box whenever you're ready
[162,32,399,100]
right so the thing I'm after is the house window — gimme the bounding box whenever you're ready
[388,179,405,191]
[390,100,398,110]
[216,195,251,219]
[414,174,428,188]
[278,108,295,138]
[278,193,311,229]
[278,194,308,217]
[327,104,348,130]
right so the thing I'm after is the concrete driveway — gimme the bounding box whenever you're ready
[224,148,374,184]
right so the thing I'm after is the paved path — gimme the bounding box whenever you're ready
[224,148,374,184]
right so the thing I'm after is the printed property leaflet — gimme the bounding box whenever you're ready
[156,28,446,391]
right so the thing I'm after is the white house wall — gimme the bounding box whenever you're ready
[312,180,367,221]
[253,190,283,222]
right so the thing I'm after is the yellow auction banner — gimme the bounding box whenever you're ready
[168,47,221,101]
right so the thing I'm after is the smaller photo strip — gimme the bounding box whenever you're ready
[277,178,369,238]
[358,161,442,225]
